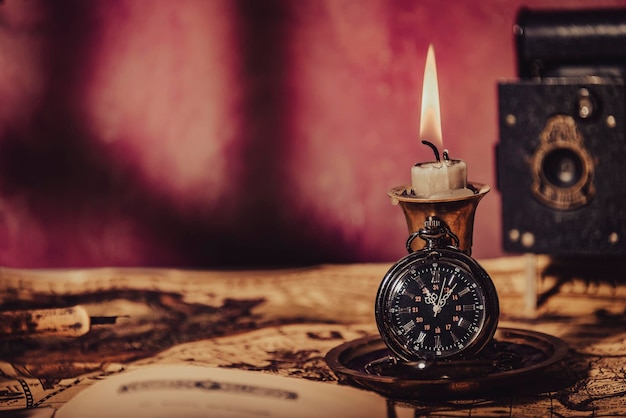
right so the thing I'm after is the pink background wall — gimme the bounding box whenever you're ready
[0,0,625,267]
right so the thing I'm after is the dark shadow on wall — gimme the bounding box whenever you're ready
[0,0,358,267]
[227,0,359,266]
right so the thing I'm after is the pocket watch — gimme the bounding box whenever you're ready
[375,216,499,362]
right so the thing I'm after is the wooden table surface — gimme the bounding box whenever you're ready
[1,256,625,417]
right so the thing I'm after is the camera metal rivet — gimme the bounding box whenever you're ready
[576,88,595,119]
[508,229,520,242]
[606,115,617,128]
[609,232,619,245]
[505,114,516,126]
[521,232,535,248]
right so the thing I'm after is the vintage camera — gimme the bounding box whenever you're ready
[497,8,626,256]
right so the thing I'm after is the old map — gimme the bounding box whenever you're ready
[1,258,625,416]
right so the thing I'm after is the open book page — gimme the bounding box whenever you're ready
[55,365,398,418]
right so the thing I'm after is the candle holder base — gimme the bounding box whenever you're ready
[325,328,568,400]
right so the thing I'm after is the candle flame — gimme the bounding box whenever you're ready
[419,44,443,152]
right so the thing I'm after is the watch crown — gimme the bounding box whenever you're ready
[407,215,460,252]
[424,216,441,230]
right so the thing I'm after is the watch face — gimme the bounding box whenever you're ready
[375,250,498,362]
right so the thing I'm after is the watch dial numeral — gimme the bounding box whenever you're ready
[431,267,440,284]
[457,287,470,297]
[402,289,416,299]
[401,320,416,333]
[413,276,425,288]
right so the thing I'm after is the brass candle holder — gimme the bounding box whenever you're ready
[388,182,490,255]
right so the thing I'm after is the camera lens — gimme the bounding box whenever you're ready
[530,115,595,210]
[542,148,583,188]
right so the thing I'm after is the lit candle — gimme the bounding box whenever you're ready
[411,44,473,199]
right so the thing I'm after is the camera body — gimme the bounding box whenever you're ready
[497,9,626,255]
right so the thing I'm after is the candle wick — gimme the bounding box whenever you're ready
[442,149,450,161]
[421,140,440,162]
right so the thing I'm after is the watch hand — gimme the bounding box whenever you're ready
[438,277,446,302]
[439,283,457,306]
[424,290,437,306]
[434,283,458,317]
[432,277,447,316]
